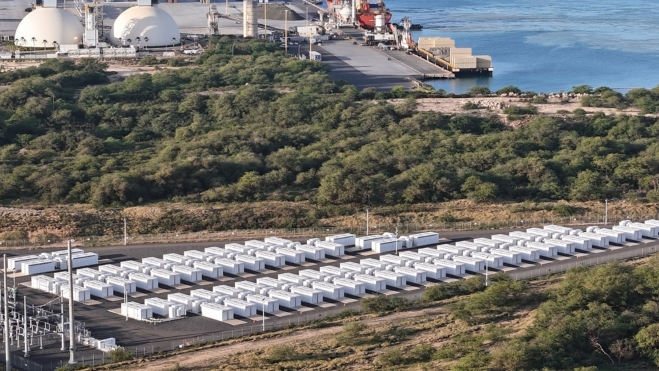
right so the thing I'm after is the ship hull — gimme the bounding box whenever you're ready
[358,12,392,29]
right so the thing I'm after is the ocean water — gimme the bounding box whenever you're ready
[385,0,659,93]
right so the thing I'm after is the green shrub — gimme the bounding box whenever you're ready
[531,94,548,104]
[109,347,134,362]
[139,55,160,66]
[438,213,459,223]
[503,104,538,115]
[647,190,659,202]
[462,102,481,110]
[377,348,406,366]
[263,345,298,363]
[360,295,409,314]
[496,85,522,95]
[553,204,574,217]
[433,346,456,360]
[451,352,491,371]
[468,86,491,96]
[410,344,436,362]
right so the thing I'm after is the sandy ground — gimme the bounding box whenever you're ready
[126,307,438,371]
[391,97,649,118]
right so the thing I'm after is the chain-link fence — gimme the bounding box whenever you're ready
[3,214,658,250]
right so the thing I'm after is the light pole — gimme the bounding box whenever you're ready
[124,284,128,322]
[261,298,265,331]
[285,10,288,55]
[605,199,609,225]
[23,295,29,357]
[394,227,399,255]
[67,240,76,364]
[4,254,11,371]
[264,0,267,41]
[124,218,128,246]
[485,262,489,287]
[366,209,369,236]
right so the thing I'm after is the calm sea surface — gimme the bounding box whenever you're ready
[384,0,659,93]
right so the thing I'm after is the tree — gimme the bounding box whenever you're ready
[461,176,498,202]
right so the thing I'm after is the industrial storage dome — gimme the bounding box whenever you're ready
[14,8,83,47]
[109,6,180,47]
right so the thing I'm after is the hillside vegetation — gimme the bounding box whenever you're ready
[1,38,659,225]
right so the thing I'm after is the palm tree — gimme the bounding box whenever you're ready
[172,37,176,50]
[135,36,141,50]
[52,41,58,52]
[42,39,47,50]
[31,37,36,48]
[143,36,149,50]
[126,38,132,47]
[118,37,123,47]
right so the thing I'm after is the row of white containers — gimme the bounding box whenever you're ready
[355,232,440,253]
[8,249,99,275]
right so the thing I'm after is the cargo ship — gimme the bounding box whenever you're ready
[326,0,392,30]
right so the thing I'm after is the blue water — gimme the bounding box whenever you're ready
[384,0,659,93]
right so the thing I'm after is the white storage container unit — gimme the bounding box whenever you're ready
[128,272,159,290]
[50,248,85,258]
[254,251,286,267]
[223,298,257,317]
[526,228,554,238]
[144,297,175,317]
[278,273,306,286]
[436,245,468,256]
[416,248,446,259]
[373,270,406,288]
[319,266,356,278]
[560,235,593,251]
[355,235,385,249]
[408,232,440,247]
[393,266,426,283]
[612,226,643,241]
[645,219,659,227]
[163,253,196,267]
[526,242,558,258]
[544,239,576,254]
[510,231,543,242]
[489,249,521,265]
[234,254,266,271]
[190,289,223,304]
[412,262,446,279]
[61,285,91,302]
[268,290,302,308]
[234,281,270,295]
[31,275,60,294]
[168,293,202,314]
[311,281,345,299]
[325,233,356,247]
[274,247,306,264]
[629,223,659,238]
[473,238,501,249]
[353,274,386,291]
[315,241,345,257]
[53,272,89,286]
[76,268,106,281]
[575,232,609,248]
[213,258,245,275]
[451,256,485,273]
[507,246,541,261]
[593,228,626,244]
[455,241,486,252]
[371,238,404,253]
[120,261,152,275]
[380,254,415,268]
[99,265,131,279]
[544,225,573,235]
[184,250,214,262]
[83,280,112,298]
[8,255,41,272]
[66,253,99,269]
[359,258,390,271]
[299,269,336,283]
[307,238,321,245]
[106,276,137,294]
[332,277,366,296]
[491,234,522,245]
[150,268,181,286]
[201,302,234,322]
[193,261,223,278]
[204,246,231,258]
[142,257,173,270]
[22,260,56,275]
[245,294,280,313]
[340,262,370,274]
[432,259,466,276]
[256,277,289,290]
[295,244,326,260]
[225,243,256,256]
[245,240,278,252]
[264,237,294,246]
[121,302,152,321]
[468,252,504,268]
[290,286,324,304]
[213,285,248,299]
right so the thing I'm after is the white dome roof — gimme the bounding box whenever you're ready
[110,6,180,47]
[14,8,83,47]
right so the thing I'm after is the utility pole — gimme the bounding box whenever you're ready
[284,10,288,55]
[261,299,265,331]
[4,254,11,371]
[67,240,76,364]
[366,209,369,235]
[485,263,489,287]
[225,0,228,16]
[23,295,29,357]
[264,1,267,41]
[60,298,66,351]
[605,199,608,225]
[124,218,127,246]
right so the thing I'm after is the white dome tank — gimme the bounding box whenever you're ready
[110,5,180,47]
[14,7,83,47]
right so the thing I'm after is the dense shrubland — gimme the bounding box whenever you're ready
[1,38,659,211]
